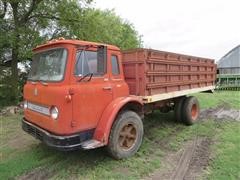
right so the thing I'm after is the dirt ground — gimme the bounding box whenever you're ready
[145,105,239,180]
[18,167,53,180]
[145,137,212,180]
[199,105,240,122]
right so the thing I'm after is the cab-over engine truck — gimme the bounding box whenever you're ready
[22,39,216,159]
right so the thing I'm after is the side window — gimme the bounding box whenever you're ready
[111,55,120,75]
[75,50,105,76]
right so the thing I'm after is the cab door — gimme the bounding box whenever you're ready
[71,47,113,132]
[109,51,129,99]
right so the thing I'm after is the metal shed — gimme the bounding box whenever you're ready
[217,45,240,90]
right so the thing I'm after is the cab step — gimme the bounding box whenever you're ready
[81,139,104,150]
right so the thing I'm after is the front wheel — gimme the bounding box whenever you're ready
[106,111,143,159]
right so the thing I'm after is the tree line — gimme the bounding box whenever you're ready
[0,0,142,107]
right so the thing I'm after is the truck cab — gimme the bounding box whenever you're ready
[23,39,142,156]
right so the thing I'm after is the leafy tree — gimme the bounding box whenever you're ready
[0,0,93,104]
[59,9,142,50]
[0,1,142,106]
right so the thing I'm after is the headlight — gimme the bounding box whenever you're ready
[24,101,28,109]
[50,106,59,120]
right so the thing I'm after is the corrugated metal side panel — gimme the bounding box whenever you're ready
[122,49,216,96]
[122,49,146,96]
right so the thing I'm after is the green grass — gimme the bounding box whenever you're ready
[194,90,240,109]
[0,146,64,179]
[207,122,240,180]
[0,91,239,179]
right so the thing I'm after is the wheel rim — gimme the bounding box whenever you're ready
[118,123,137,150]
[191,104,198,120]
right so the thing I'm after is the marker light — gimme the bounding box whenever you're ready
[24,101,28,109]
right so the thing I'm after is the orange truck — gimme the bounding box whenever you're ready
[22,39,216,159]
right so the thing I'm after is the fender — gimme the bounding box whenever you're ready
[93,96,143,145]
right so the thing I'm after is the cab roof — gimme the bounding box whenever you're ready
[33,38,120,51]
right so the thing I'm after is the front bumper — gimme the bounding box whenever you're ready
[22,118,94,151]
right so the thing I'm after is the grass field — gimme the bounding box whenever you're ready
[0,91,239,179]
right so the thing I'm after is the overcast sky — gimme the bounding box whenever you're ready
[94,0,240,61]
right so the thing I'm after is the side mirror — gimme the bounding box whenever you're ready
[97,45,107,74]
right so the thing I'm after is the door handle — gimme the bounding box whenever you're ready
[103,86,112,90]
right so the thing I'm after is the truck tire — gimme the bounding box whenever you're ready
[174,96,186,122]
[182,96,200,125]
[106,110,143,159]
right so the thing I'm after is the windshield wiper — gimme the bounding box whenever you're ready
[28,79,48,86]
[78,73,93,82]
[39,80,48,86]
[29,80,37,84]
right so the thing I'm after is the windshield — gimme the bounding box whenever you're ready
[28,48,67,82]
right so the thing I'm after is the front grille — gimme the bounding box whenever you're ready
[22,119,95,151]
[22,121,43,141]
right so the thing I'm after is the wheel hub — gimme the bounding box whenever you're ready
[118,123,137,150]
[191,104,198,120]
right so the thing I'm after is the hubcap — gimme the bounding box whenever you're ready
[191,104,198,120]
[118,123,137,150]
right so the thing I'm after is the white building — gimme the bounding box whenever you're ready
[218,45,240,75]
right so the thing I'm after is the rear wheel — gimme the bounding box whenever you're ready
[174,96,186,122]
[106,111,143,159]
[182,96,200,125]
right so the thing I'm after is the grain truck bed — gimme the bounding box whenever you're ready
[122,48,216,103]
